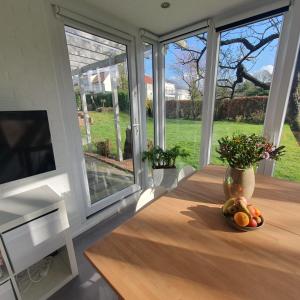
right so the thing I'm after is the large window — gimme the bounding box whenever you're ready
[274,51,300,182]
[64,26,135,210]
[164,33,207,169]
[211,15,284,166]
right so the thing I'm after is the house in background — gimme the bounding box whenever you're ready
[73,70,190,101]
[72,68,112,94]
[144,75,154,100]
[147,77,191,100]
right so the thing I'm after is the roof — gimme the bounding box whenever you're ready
[144,75,153,84]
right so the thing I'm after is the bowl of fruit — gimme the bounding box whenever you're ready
[222,197,264,231]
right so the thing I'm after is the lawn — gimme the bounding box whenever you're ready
[83,111,300,182]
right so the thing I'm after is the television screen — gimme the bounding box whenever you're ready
[0,110,56,184]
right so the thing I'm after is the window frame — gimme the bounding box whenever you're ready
[162,26,211,167]
[139,37,160,186]
[62,18,142,216]
[259,5,300,176]
[157,2,297,178]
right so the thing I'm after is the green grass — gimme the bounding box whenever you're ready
[82,111,300,182]
[274,124,300,181]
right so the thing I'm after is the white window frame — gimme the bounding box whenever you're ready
[160,26,209,162]
[138,33,160,187]
[259,2,300,176]
[156,0,296,177]
[204,4,292,172]
[157,42,165,149]
[55,7,142,216]
[200,21,220,168]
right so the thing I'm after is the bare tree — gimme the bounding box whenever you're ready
[171,16,282,101]
[170,34,207,119]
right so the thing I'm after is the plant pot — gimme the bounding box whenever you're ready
[223,166,255,200]
[152,168,178,190]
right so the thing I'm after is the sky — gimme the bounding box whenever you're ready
[144,15,283,88]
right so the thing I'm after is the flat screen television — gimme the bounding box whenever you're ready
[0,110,56,184]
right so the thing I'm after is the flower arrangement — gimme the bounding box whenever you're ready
[217,133,285,169]
[142,145,189,169]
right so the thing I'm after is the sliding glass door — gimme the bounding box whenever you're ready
[64,25,139,214]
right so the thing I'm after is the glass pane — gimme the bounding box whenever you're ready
[64,26,134,205]
[211,16,284,166]
[274,51,300,182]
[143,42,155,148]
[164,33,207,169]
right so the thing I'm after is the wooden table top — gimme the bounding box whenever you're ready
[85,165,300,300]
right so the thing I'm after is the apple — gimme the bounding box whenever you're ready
[248,218,257,227]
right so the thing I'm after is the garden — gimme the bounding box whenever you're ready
[83,111,300,182]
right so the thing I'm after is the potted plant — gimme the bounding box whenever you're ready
[217,134,285,200]
[142,145,189,190]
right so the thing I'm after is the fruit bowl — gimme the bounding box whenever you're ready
[222,210,264,231]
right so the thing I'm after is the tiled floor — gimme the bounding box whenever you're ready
[50,205,135,300]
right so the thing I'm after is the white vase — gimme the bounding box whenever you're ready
[152,168,178,190]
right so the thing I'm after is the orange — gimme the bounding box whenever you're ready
[234,212,250,227]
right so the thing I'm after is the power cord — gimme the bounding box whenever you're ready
[17,256,53,294]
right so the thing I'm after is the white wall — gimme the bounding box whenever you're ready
[0,0,142,236]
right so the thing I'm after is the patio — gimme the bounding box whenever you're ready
[85,154,133,204]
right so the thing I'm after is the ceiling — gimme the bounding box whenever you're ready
[84,0,272,35]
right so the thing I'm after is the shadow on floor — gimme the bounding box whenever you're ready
[49,205,135,300]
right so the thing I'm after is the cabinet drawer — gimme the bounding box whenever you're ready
[0,281,16,300]
[2,210,68,274]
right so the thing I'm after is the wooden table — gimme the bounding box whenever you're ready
[85,165,300,300]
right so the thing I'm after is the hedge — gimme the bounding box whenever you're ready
[214,96,268,124]
[85,90,130,113]
[165,97,268,123]
[83,93,298,127]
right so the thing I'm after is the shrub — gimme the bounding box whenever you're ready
[96,139,111,157]
[248,111,265,124]
[166,100,202,119]
[214,96,268,123]
[145,99,153,117]
[86,91,130,112]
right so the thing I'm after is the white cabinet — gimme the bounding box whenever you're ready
[3,210,67,274]
[0,187,78,300]
[0,281,16,300]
